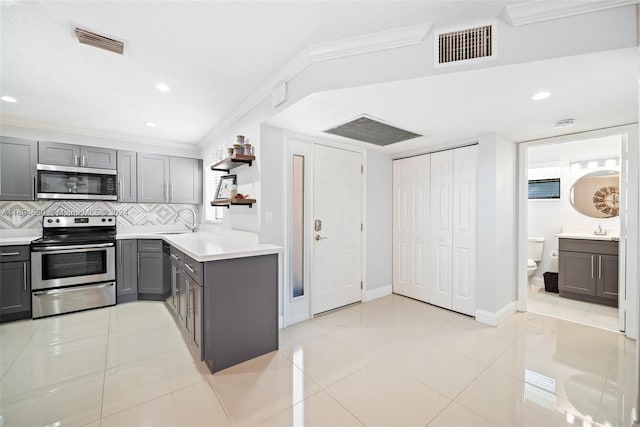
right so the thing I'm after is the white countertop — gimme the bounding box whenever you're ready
[118,230,282,262]
[556,232,619,241]
[0,229,40,246]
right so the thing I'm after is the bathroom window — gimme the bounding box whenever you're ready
[528,178,560,199]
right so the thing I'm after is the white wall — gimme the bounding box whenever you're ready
[259,124,285,246]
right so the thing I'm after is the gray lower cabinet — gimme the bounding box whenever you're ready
[137,153,170,203]
[0,137,36,201]
[137,239,166,299]
[170,156,203,204]
[117,151,137,202]
[116,239,138,303]
[558,238,618,307]
[0,245,31,322]
[38,141,116,168]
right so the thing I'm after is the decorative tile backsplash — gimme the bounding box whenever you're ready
[0,201,199,229]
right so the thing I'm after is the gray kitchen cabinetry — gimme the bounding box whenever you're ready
[0,245,31,322]
[38,141,116,169]
[0,137,36,201]
[138,153,202,204]
[168,247,184,316]
[137,239,168,300]
[558,238,618,307]
[116,239,138,303]
[117,151,137,203]
[170,156,203,204]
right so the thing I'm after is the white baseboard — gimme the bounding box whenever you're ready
[364,285,392,301]
[476,301,518,327]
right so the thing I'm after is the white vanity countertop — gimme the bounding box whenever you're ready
[117,229,282,262]
[556,226,620,242]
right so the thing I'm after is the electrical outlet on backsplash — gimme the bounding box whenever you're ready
[0,201,200,229]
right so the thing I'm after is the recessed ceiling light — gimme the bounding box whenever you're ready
[145,121,157,127]
[531,91,551,101]
[155,83,170,92]
[1,96,17,103]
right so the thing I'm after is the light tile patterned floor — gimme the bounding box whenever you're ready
[528,285,620,331]
[0,295,636,426]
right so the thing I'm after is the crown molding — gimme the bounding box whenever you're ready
[504,0,639,26]
[1,116,199,153]
[198,22,432,149]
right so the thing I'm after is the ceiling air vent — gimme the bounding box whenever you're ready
[324,115,421,146]
[435,22,495,67]
[74,28,124,55]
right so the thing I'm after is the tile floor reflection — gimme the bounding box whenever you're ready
[0,295,636,426]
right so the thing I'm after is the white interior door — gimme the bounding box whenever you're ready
[452,145,477,316]
[313,144,362,314]
[429,150,454,309]
[393,155,430,302]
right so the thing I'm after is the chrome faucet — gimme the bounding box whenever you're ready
[176,208,198,233]
[594,224,607,236]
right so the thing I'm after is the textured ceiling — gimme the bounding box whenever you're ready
[0,1,522,146]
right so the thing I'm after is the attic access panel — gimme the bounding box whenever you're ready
[324,116,421,146]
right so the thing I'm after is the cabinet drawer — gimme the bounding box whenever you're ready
[559,239,618,256]
[170,246,184,264]
[0,245,30,262]
[137,239,162,252]
[184,256,202,284]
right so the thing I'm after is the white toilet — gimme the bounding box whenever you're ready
[527,237,545,277]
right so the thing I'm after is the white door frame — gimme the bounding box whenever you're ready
[516,124,638,340]
[283,132,367,326]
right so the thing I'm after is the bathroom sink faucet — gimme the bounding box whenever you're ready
[594,224,607,236]
[176,208,198,233]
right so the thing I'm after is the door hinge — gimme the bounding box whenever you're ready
[361,223,363,231]
[361,165,364,174]
[360,281,363,289]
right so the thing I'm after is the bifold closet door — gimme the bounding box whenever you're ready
[429,150,454,308]
[392,155,430,302]
[452,145,477,316]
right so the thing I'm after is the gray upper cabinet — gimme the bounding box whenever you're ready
[170,156,203,204]
[137,153,202,204]
[38,141,80,166]
[81,146,117,169]
[38,141,116,169]
[0,137,36,201]
[137,153,170,203]
[117,151,137,202]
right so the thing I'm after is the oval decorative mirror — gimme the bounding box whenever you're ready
[569,170,620,218]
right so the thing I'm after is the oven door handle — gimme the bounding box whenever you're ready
[33,282,114,296]
[32,242,115,252]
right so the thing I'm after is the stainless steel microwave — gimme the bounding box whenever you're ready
[36,164,117,200]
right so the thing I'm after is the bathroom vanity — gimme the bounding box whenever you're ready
[558,237,618,307]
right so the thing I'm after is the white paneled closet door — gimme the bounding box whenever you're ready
[392,155,430,302]
[452,145,477,316]
[429,150,454,309]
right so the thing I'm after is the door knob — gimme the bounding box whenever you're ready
[315,234,327,241]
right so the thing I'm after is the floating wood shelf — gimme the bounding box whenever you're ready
[210,198,256,208]
[210,154,255,172]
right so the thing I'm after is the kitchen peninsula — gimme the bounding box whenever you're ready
[116,229,281,373]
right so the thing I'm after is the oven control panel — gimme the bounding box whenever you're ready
[43,216,116,227]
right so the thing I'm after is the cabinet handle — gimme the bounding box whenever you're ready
[0,252,20,256]
[119,180,123,200]
[82,156,86,166]
[165,182,169,202]
[137,255,140,277]
[23,263,27,291]
[191,286,195,315]
[32,174,36,199]
[170,253,179,260]
[186,281,191,314]
[590,255,594,279]
[598,256,602,279]
[170,183,174,202]
[74,155,79,166]
[184,263,195,274]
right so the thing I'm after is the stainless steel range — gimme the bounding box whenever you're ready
[30,216,116,318]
